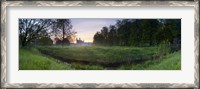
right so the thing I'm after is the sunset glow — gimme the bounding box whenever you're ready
[71,18,119,42]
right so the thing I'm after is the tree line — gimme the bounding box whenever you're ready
[93,19,181,47]
[19,19,76,47]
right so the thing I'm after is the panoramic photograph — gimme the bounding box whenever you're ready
[19,18,181,70]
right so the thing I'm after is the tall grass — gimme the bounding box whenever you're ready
[119,51,181,70]
[19,48,104,70]
[147,51,181,70]
[19,46,181,70]
[19,48,70,70]
[37,46,158,64]
[156,41,171,57]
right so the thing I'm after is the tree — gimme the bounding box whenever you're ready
[93,19,181,47]
[19,19,53,47]
[93,31,104,45]
[139,19,160,46]
[101,26,109,45]
[51,19,76,46]
[108,25,118,46]
[55,37,70,45]
[155,19,180,44]
[36,36,53,45]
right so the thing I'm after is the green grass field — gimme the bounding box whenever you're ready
[19,48,104,70]
[19,48,70,70]
[37,46,158,64]
[19,46,181,70]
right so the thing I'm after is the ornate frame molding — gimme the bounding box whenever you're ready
[1,1,199,89]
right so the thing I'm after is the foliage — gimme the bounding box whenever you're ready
[19,19,53,47]
[51,19,76,46]
[56,38,70,45]
[19,19,77,47]
[157,40,171,57]
[93,19,181,47]
[36,37,53,45]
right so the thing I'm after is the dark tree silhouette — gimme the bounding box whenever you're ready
[51,19,76,46]
[93,19,181,47]
[19,19,52,47]
[36,36,53,45]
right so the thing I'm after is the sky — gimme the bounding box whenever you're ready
[71,18,119,43]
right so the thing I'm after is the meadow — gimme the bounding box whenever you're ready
[19,19,181,70]
[19,46,181,70]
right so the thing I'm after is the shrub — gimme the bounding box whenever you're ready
[157,40,171,57]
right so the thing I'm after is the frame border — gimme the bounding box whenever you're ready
[1,1,199,89]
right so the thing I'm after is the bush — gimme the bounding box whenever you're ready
[157,40,171,57]
[36,37,53,45]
